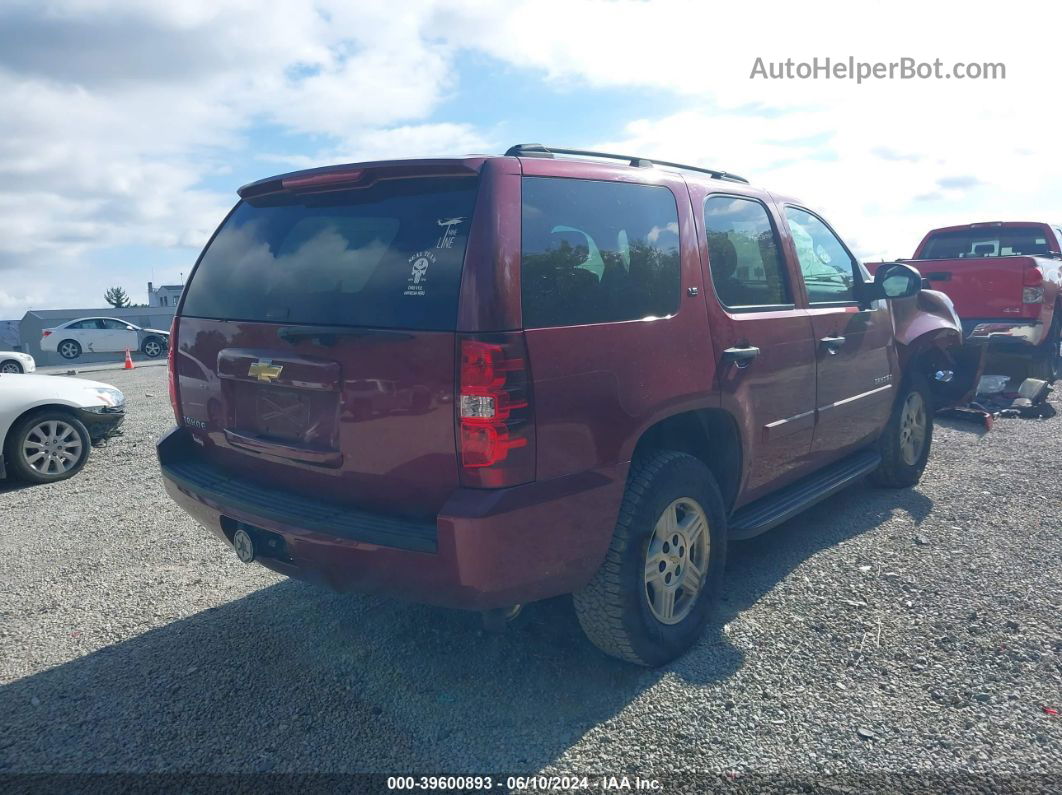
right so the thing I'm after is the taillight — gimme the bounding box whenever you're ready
[457,333,534,487]
[1023,266,1044,286]
[167,316,180,424]
[1023,287,1044,304]
[41,330,51,337]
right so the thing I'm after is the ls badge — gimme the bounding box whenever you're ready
[248,359,283,383]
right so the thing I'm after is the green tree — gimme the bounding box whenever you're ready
[103,286,130,308]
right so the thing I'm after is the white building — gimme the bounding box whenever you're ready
[148,281,184,308]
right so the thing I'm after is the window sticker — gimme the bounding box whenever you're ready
[404,250,435,296]
[436,217,466,249]
[551,224,605,280]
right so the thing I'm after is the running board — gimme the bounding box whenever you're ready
[728,449,881,540]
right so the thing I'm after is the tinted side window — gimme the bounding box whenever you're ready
[101,319,129,330]
[71,319,102,330]
[520,178,681,328]
[784,207,856,303]
[703,196,790,308]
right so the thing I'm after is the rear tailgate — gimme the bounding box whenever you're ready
[173,168,480,520]
[913,256,1040,321]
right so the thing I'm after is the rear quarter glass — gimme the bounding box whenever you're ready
[520,177,681,328]
[181,176,479,330]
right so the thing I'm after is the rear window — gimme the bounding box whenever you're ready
[181,177,478,329]
[920,226,1053,259]
[520,177,681,328]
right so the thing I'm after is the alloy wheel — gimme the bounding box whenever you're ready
[1,362,22,373]
[143,340,163,357]
[898,392,927,466]
[643,497,710,625]
[59,342,79,359]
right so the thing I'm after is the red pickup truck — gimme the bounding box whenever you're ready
[874,222,1062,381]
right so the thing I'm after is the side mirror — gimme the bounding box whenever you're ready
[869,262,922,301]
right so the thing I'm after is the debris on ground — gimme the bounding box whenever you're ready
[938,376,1055,427]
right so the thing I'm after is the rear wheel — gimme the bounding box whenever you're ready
[870,372,933,488]
[573,451,727,666]
[4,411,91,484]
[0,359,23,373]
[57,340,82,360]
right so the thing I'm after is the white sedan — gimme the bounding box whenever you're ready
[0,372,124,483]
[40,317,170,360]
[0,351,36,374]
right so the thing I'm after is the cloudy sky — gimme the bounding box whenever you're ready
[1,0,1059,317]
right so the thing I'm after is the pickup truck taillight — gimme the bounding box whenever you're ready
[167,317,181,424]
[457,333,535,488]
[1023,265,1044,303]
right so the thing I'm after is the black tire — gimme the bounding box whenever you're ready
[141,336,166,358]
[4,410,92,484]
[1023,315,1061,384]
[57,339,82,360]
[573,450,728,667]
[869,372,933,488]
[0,359,24,374]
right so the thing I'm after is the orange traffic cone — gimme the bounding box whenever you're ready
[123,348,135,370]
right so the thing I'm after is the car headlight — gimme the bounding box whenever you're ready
[87,386,125,409]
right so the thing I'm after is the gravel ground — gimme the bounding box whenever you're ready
[1,366,1059,781]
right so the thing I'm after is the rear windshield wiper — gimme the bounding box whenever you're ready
[277,325,413,346]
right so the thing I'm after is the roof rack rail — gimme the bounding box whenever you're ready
[503,143,749,184]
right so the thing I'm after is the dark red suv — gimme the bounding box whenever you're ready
[158,144,977,665]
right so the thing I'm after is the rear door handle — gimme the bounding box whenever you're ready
[820,335,846,354]
[722,345,761,367]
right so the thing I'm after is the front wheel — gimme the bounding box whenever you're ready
[573,451,727,667]
[870,373,933,488]
[4,412,91,484]
[0,359,24,373]
[141,337,165,358]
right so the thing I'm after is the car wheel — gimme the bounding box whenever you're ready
[0,359,24,373]
[58,340,82,360]
[573,450,727,667]
[141,337,165,358]
[4,411,92,484]
[869,372,933,488]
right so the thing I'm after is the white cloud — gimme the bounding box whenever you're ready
[0,0,1059,318]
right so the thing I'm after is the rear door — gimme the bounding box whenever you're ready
[74,319,105,353]
[699,192,817,504]
[175,172,480,519]
[779,205,895,459]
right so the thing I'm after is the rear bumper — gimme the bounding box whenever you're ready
[156,427,626,610]
[962,318,1045,349]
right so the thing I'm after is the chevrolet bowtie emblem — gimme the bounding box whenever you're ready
[248,360,283,383]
